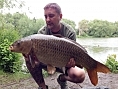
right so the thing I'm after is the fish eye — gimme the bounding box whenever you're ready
[17,41,21,46]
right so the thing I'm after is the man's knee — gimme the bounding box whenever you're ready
[74,74,85,83]
[68,66,85,83]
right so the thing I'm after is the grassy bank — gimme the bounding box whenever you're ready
[0,70,31,85]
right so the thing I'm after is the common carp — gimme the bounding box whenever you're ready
[9,34,110,86]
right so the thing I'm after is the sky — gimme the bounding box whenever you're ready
[11,0,118,24]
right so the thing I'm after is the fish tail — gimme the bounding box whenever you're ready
[87,62,110,86]
[87,68,98,86]
[96,62,110,73]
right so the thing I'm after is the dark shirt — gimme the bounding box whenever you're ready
[38,22,76,41]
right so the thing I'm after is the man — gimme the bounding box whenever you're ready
[24,3,85,89]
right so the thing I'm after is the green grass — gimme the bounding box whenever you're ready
[0,70,31,85]
[0,69,49,86]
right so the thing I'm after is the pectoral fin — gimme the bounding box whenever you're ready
[29,55,35,68]
[28,48,40,68]
[47,64,56,75]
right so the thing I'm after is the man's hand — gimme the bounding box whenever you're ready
[66,58,75,68]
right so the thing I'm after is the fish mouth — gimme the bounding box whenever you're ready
[9,46,14,51]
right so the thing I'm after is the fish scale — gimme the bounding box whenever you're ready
[31,36,97,69]
[32,39,71,67]
[10,34,110,86]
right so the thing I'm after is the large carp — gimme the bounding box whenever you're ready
[9,34,110,86]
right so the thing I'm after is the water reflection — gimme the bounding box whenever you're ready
[76,38,118,62]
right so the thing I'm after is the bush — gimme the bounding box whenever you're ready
[0,39,22,73]
[0,29,23,73]
[105,54,118,73]
[0,29,21,44]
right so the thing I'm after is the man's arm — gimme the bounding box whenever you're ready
[23,54,47,89]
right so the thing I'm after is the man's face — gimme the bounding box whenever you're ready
[44,8,62,30]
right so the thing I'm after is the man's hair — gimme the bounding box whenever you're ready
[44,3,62,14]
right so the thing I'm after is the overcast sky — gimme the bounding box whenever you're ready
[18,0,118,24]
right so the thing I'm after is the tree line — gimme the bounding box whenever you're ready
[1,12,118,38]
[78,19,118,37]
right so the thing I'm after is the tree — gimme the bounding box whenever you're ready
[77,19,118,38]
[28,18,45,35]
[0,0,24,9]
[62,18,76,30]
[113,22,118,37]
[4,13,14,30]
[87,20,117,37]
[0,0,25,30]
[78,19,89,36]
[19,18,45,37]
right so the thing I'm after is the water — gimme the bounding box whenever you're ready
[76,37,118,63]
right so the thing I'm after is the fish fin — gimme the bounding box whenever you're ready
[96,62,111,73]
[87,68,98,86]
[87,62,110,86]
[62,67,66,74]
[29,55,35,68]
[47,64,56,75]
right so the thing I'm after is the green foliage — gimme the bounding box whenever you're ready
[1,12,45,37]
[0,70,31,85]
[0,0,4,9]
[0,39,22,73]
[62,18,76,30]
[42,69,49,77]
[0,0,24,9]
[78,19,89,36]
[21,18,45,37]
[105,54,118,73]
[0,29,21,44]
[78,19,118,38]
[0,29,22,73]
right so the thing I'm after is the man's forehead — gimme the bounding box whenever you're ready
[44,8,57,14]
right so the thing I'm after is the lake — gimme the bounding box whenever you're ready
[76,37,118,63]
